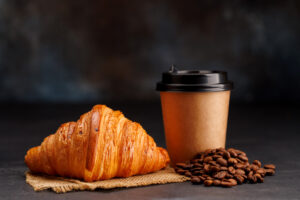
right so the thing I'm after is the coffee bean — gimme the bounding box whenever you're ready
[264,164,276,170]
[256,168,266,177]
[213,179,221,186]
[175,147,275,188]
[185,164,194,169]
[217,150,226,157]
[235,169,245,176]
[228,179,237,185]
[176,169,186,175]
[204,180,213,186]
[235,163,245,169]
[220,166,228,171]
[228,149,238,158]
[232,149,246,156]
[245,166,251,173]
[258,176,264,183]
[204,149,213,156]
[234,175,244,184]
[228,158,238,165]
[209,160,218,166]
[191,175,198,179]
[223,151,231,159]
[213,155,222,160]
[247,171,254,180]
[217,158,228,166]
[220,181,232,187]
[184,171,192,177]
[192,170,202,175]
[221,179,235,187]
[226,173,234,178]
[238,154,248,162]
[191,176,202,184]
[194,153,203,159]
[202,174,209,178]
[249,174,257,183]
[200,154,205,160]
[204,164,211,173]
[217,152,224,157]
[265,169,275,176]
[204,156,213,163]
[236,158,245,163]
[228,166,236,175]
[191,167,202,172]
[199,176,206,181]
[211,166,220,172]
[194,163,203,168]
[217,147,226,152]
[253,160,262,168]
[250,164,259,171]
[254,173,264,183]
[176,163,187,169]
[213,171,227,179]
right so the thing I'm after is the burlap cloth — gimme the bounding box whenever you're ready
[25,167,190,193]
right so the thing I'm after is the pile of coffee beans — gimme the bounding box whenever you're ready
[175,148,276,187]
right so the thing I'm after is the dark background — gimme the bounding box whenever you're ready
[0,1,300,199]
[0,0,299,104]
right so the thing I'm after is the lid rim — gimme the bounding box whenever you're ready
[157,89,232,92]
[156,83,233,92]
[156,69,233,92]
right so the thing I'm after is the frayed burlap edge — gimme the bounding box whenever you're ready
[25,167,190,193]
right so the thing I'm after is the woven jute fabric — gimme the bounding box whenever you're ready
[25,167,190,193]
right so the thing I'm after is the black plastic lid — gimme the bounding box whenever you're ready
[156,66,233,92]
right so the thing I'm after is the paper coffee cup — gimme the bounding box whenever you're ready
[156,66,233,164]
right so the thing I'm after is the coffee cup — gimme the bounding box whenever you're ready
[156,66,233,164]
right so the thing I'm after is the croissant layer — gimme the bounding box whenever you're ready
[25,105,170,182]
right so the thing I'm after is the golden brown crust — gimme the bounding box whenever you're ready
[25,105,170,182]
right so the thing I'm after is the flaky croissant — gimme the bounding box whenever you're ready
[25,105,170,182]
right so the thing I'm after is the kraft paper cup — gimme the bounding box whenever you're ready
[156,67,233,164]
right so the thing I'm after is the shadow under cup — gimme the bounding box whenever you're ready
[156,68,233,165]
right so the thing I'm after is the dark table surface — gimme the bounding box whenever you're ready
[0,102,299,200]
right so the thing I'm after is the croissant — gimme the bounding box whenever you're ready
[25,105,170,182]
